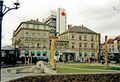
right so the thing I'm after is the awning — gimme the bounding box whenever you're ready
[31,51,35,56]
[24,50,29,56]
[79,52,82,57]
[55,51,59,56]
[91,52,95,57]
[31,51,35,54]
[84,52,88,57]
[42,51,47,55]
[37,51,41,56]
[37,57,48,61]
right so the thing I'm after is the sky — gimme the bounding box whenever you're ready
[2,0,120,46]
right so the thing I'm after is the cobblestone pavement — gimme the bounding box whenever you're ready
[1,67,46,82]
[1,64,120,82]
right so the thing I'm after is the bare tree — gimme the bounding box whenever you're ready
[113,0,120,11]
[113,6,120,11]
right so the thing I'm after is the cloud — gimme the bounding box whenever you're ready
[2,0,120,46]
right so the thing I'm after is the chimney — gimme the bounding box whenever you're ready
[68,24,72,30]
[43,18,45,22]
[82,24,84,27]
[36,18,39,21]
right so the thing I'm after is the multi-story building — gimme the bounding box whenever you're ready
[12,19,50,60]
[101,35,120,63]
[114,36,120,53]
[57,8,67,35]
[55,25,100,62]
[44,8,67,36]
[1,45,16,65]
[44,11,57,36]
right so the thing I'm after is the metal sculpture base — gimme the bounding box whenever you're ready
[6,61,57,74]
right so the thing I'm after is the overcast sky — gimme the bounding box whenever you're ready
[2,0,120,46]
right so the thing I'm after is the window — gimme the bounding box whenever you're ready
[79,35,82,40]
[112,48,114,52]
[37,43,40,48]
[91,43,94,48]
[84,43,87,48]
[25,31,29,37]
[37,33,40,38]
[52,18,56,21]
[38,33,40,35]
[109,48,111,52]
[84,35,87,41]
[33,25,35,29]
[66,35,68,40]
[31,43,35,48]
[109,45,111,47]
[32,33,35,37]
[52,22,56,26]
[55,42,58,46]
[24,43,29,48]
[44,33,46,37]
[118,44,120,52]
[72,42,75,49]
[37,25,39,29]
[112,45,114,48]
[64,43,68,48]
[91,35,94,41]
[25,39,29,42]
[43,43,46,48]
[26,24,29,28]
[72,45,74,48]
[60,43,63,46]
[25,32,29,34]
[72,34,74,39]
[72,42,75,44]
[79,43,82,48]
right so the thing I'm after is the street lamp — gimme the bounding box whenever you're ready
[0,0,20,64]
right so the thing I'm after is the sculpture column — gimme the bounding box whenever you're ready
[105,35,109,66]
[50,36,58,69]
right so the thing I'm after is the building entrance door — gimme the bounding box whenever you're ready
[62,52,75,63]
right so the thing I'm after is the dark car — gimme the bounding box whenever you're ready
[37,57,48,62]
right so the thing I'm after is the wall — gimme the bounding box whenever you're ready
[9,73,120,82]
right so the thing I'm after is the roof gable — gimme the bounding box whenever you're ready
[22,19,49,26]
[69,26,96,34]
[59,25,97,36]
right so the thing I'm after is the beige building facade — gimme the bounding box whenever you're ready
[102,35,120,55]
[12,19,50,59]
[55,25,100,62]
[43,8,67,36]
[101,35,120,63]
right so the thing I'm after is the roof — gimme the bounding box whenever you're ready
[59,25,97,36]
[69,26,96,33]
[22,19,49,26]
[114,35,120,40]
[102,35,120,45]
[107,39,114,44]
[13,19,50,35]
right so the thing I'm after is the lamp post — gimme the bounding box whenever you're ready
[0,0,20,65]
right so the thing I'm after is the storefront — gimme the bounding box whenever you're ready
[59,52,76,62]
